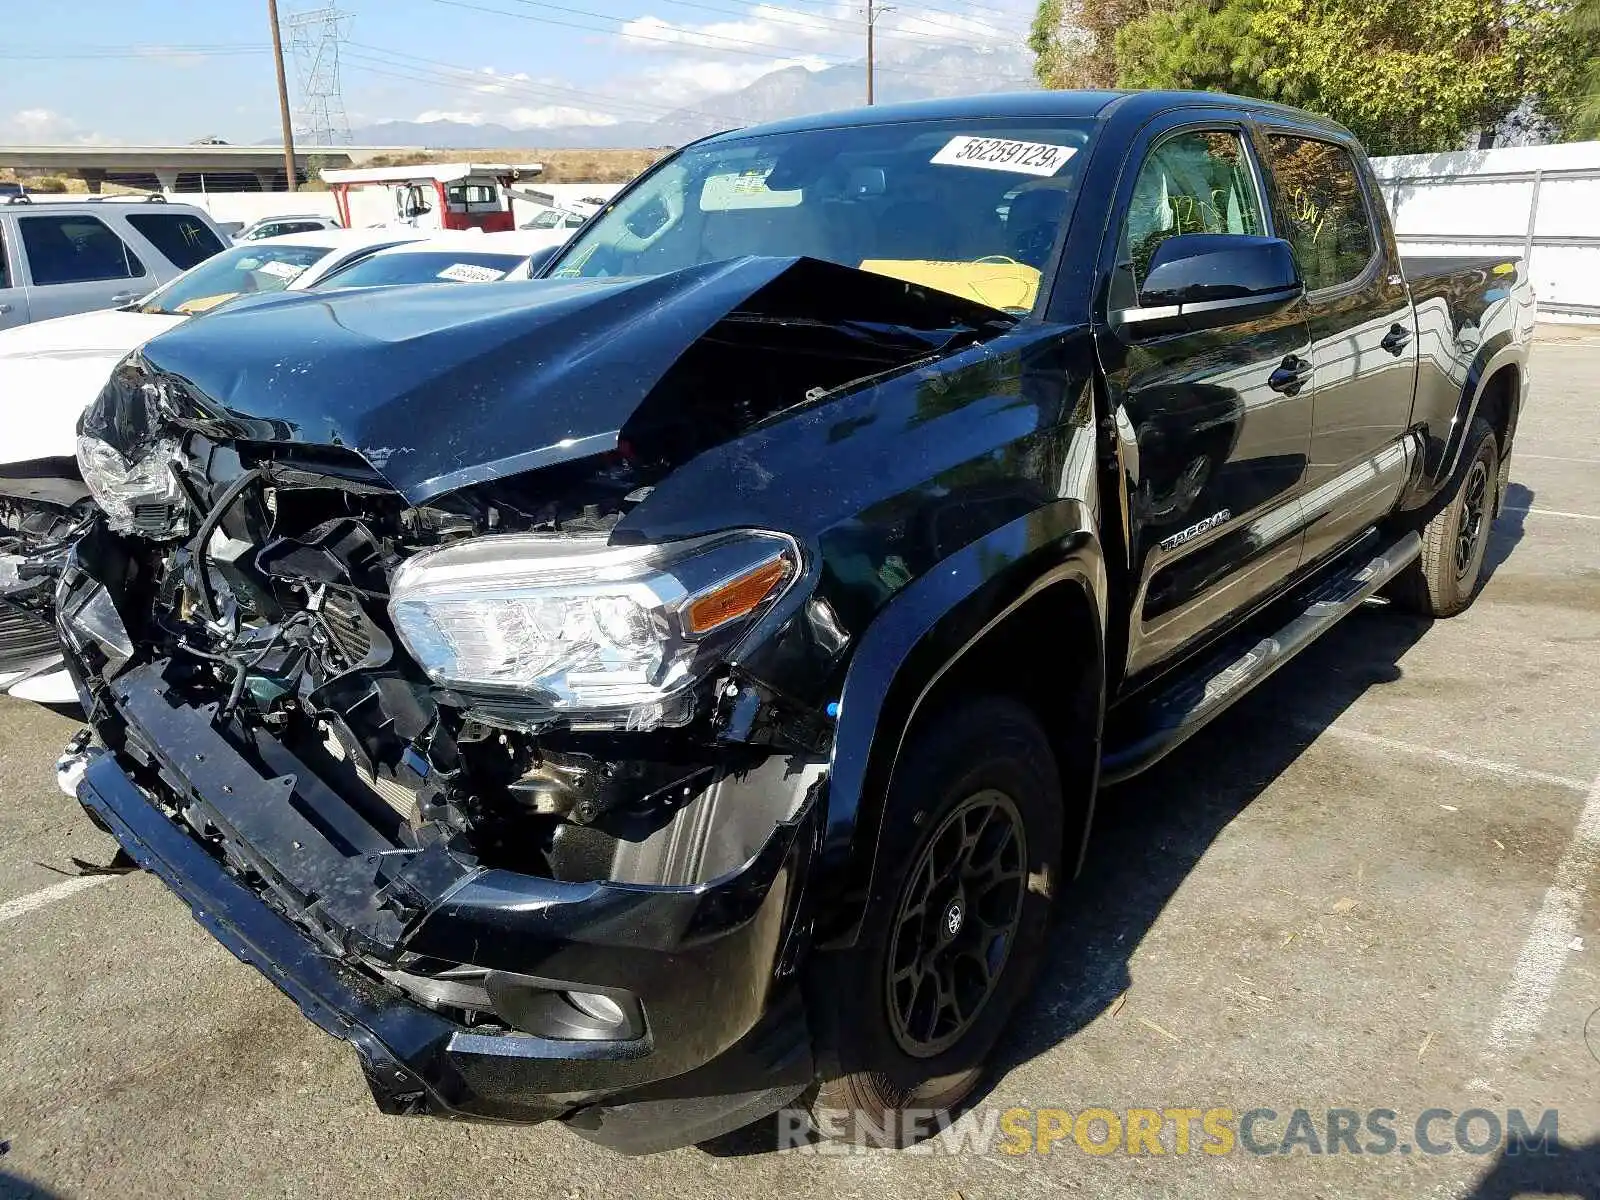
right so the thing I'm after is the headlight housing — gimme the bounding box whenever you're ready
[388,529,800,731]
[75,435,184,537]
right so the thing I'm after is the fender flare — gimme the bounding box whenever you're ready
[1431,332,1524,489]
[814,497,1107,948]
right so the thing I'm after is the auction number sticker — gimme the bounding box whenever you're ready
[436,263,507,283]
[931,135,1076,177]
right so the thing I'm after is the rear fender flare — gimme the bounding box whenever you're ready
[1430,333,1523,491]
[816,498,1106,948]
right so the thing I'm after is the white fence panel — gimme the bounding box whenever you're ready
[1371,141,1600,323]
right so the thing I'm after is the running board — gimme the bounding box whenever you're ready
[1100,531,1421,784]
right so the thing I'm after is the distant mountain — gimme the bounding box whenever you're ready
[342,44,1035,149]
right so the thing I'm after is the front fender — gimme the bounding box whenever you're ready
[816,498,1106,947]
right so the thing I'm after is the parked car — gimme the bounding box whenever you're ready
[0,228,428,704]
[0,197,228,331]
[55,91,1532,1153]
[313,230,570,288]
[232,213,342,243]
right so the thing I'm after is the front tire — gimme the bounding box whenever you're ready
[807,697,1063,1147]
[1390,417,1500,618]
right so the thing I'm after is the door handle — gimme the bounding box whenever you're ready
[0,303,10,315]
[1380,323,1412,354]
[110,291,140,304]
[1268,354,1314,396]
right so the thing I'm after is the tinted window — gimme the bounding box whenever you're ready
[315,250,525,289]
[126,212,225,270]
[551,117,1096,313]
[1266,135,1376,292]
[0,226,9,288]
[1122,129,1264,287]
[19,215,145,285]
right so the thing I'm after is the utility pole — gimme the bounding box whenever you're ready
[866,1,893,106]
[267,0,299,192]
[867,0,875,106]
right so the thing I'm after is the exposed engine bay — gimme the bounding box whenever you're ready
[67,259,1010,895]
[0,463,93,691]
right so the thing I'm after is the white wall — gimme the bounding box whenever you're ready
[1371,141,1600,323]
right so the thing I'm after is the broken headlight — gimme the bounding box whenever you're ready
[388,529,799,731]
[75,435,184,537]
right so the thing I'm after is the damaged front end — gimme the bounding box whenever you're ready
[59,256,1013,1147]
[0,462,93,704]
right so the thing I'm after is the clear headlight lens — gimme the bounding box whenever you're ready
[75,435,183,536]
[388,529,799,731]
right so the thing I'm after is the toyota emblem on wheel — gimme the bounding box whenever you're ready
[944,902,964,938]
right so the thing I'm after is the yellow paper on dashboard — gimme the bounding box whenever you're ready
[858,258,1041,313]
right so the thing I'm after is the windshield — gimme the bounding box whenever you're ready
[137,243,332,316]
[548,116,1097,314]
[314,250,527,289]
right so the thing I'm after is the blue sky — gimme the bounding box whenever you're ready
[0,0,1038,143]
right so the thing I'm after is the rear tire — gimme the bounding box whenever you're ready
[1389,418,1499,618]
[807,697,1063,1148]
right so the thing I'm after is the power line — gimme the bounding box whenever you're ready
[423,0,995,83]
[0,44,271,60]
[343,43,743,125]
[639,0,1025,50]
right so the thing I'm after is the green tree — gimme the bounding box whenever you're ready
[1574,0,1600,136]
[1031,0,1174,89]
[1041,0,1590,154]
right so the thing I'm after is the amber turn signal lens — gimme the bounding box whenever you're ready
[684,558,793,635]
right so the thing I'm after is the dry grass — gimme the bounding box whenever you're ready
[362,147,668,183]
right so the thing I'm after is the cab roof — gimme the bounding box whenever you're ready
[697,89,1355,146]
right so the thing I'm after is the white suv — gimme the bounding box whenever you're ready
[232,213,342,243]
[0,197,229,331]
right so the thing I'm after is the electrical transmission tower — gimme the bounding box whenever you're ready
[285,2,353,146]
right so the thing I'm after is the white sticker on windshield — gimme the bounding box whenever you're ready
[436,263,506,283]
[255,259,308,280]
[931,136,1077,177]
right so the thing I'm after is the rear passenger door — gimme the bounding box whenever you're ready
[1096,115,1314,679]
[17,212,149,320]
[1258,130,1418,565]
[0,218,29,330]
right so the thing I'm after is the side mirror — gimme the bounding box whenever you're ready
[522,246,558,277]
[1113,234,1303,337]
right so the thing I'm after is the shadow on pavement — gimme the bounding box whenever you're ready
[0,1169,68,1200]
[982,604,1436,1104]
[1463,1138,1600,1198]
[1483,480,1533,583]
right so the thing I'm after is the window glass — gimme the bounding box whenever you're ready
[19,214,145,285]
[0,226,9,289]
[1266,135,1376,291]
[550,117,1097,314]
[1122,129,1264,287]
[135,242,331,315]
[126,213,225,270]
[314,249,524,289]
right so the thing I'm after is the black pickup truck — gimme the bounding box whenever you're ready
[55,90,1533,1153]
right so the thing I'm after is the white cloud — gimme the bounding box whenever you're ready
[0,108,110,145]
[413,105,620,130]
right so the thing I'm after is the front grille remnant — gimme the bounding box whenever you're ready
[0,602,61,672]
[320,590,374,667]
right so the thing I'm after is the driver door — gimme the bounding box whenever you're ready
[1094,115,1315,682]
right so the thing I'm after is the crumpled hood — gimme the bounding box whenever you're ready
[0,309,186,467]
[80,256,1010,504]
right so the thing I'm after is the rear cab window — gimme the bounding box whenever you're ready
[126,212,226,270]
[1263,134,1377,292]
[18,214,146,285]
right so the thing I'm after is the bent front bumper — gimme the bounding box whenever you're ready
[75,662,820,1132]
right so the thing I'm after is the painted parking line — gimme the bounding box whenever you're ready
[1486,761,1600,1061]
[1295,720,1592,792]
[0,874,116,926]
[1501,505,1600,522]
